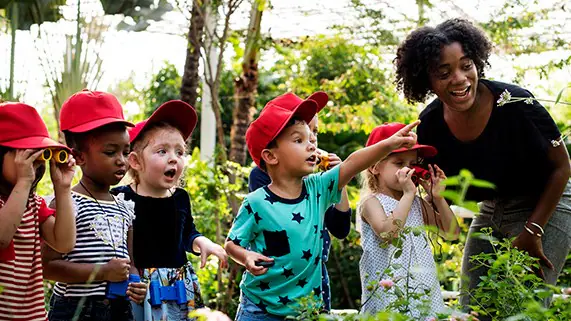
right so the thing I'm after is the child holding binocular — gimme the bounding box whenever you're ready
[358,123,459,318]
[0,102,77,321]
[42,90,147,321]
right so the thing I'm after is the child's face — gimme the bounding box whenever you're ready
[269,121,317,177]
[1,150,45,188]
[374,150,419,192]
[308,116,318,147]
[137,128,186,192]
[78,128,130,186]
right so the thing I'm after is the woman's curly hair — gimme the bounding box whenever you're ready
[394,18,493,104]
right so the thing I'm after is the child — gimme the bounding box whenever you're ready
[0,102,76,321]
[111,100,228,321]
[247,92,351,312]
[358,123,459,318]
[42,90,147,321]
[225,93,419,319]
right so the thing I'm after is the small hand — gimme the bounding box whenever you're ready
[244,252,273,276]
[324,152,341,169]
[388,120,420,150]
[102,258,131,282]
[14,149,44,184]
[127,281,147,304]
[50,154,76,189]
[199,241,228,269]
[396,167,416,195]
[420,164,446,200]
[512,231,554,279]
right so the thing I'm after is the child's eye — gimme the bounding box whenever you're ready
[157,149,166,155]
[104,151,115,156]
[176,150,184,157]
[295,138,302,143]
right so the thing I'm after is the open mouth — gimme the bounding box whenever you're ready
[115,170,126,177]
[306,155,317,165]
[449,86,470,98]
[164,169,176,178]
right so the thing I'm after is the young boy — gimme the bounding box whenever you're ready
[225,92,419,319]
[42,90,147,321]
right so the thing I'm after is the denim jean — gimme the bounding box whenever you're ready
[234,295,285,321]
[459,181,571,320]
[48,294,133,321]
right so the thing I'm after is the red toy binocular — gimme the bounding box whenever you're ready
[411,166,431,186]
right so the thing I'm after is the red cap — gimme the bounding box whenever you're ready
[59,89,134,133]
[0,102,70,151]
[246,93,319,168]
[129,100,197,143]
[366,123,437,157]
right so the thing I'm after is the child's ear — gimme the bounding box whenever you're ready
[71,148,86,166]
[261,149,278,166]
[368,161,381,175]
[128,152,143,171]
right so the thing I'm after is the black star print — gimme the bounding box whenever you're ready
[264,194,276,204]
[231,236,241,246]
[254,212,262,224]
[320,228,327,239]
[313,286,321,296]
[278,295,292,305]
[252,232,259,239]
[314,256,320,266]
[245,203,253,214]
[282,267,294,279]
[316,192,321,204]
[301,249,312,261]
[304,192,310,201]
[256,301,268,312]
[257,281,270,291]
[297,278,308,288]
[313,225,318,234]
[291,212,304,224]
[328,180,335,193]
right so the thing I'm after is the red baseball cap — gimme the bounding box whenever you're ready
[263,91,329,113]
[246,93,319,168]
[366,122,437,157]
[0,102,69,151]
[59,89,134,133]
[129,100,197,143]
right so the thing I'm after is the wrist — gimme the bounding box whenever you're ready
[97,263,109,281]
[14,179,33,190]
[53,185,71,194]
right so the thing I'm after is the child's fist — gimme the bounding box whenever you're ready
[102,258,130,282]
[245,252,274,276]
[127,281,147,304]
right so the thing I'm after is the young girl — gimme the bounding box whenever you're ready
[42,90,147,321]
[358,123,459,318]
[112,100,228,321]
[0,102,76,321]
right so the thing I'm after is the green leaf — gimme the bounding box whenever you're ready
[459,169,474,180]
[441,176,460,186]
[470,179,496,189]
[394,249,402,259]
[554,86,571,107]
[439,190,460,204]
[462,201,480,213]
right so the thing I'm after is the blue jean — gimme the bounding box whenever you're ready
[459,181,571,320]
[48,294,133,321]
[234,295,285,321]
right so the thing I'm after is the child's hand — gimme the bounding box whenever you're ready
[387,120,419,150]
[102,258,130,282]
[324,152,341,169]
[396,167,416,195]
[50,155,76,190]
[244,252,273,276]
[14,149,44,185]
[198,240,228,269]
[127,281,147,304]
[420,164,446,201]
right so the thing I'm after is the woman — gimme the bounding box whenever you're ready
[394,18,571,317]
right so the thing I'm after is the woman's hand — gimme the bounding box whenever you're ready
[512,231,554,279]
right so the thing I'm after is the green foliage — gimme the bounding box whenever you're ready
[143,62,182,117]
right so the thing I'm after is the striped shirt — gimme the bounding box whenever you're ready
[0,194,54,321]
[52,192,134,297]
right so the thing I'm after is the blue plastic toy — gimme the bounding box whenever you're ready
[149,279,187,306]
[106,274,141,299]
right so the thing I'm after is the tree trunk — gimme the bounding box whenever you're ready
[228,1,263,165]
[180,0,205,107]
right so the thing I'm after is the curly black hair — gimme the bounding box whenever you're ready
[394,18,493,104]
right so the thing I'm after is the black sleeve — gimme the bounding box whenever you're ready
[179,190,203,256]
[324,206,352,239]
[518,89,562,148]
[248,166,271,192]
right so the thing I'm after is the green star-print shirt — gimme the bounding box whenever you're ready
[227,166,341,316]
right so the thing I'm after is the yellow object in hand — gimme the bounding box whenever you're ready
[38,149,69,163]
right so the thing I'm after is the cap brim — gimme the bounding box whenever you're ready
[132,100,197,143]
[293,99,319,124]
[393,144,437,158]
[307,91,329,112]
[0,136,71,151]
[66,117,134,133]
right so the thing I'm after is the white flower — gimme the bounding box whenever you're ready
[497,89,512,106]
[524,97,534,104]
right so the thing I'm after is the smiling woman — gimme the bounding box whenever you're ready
[394,18,571,321]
